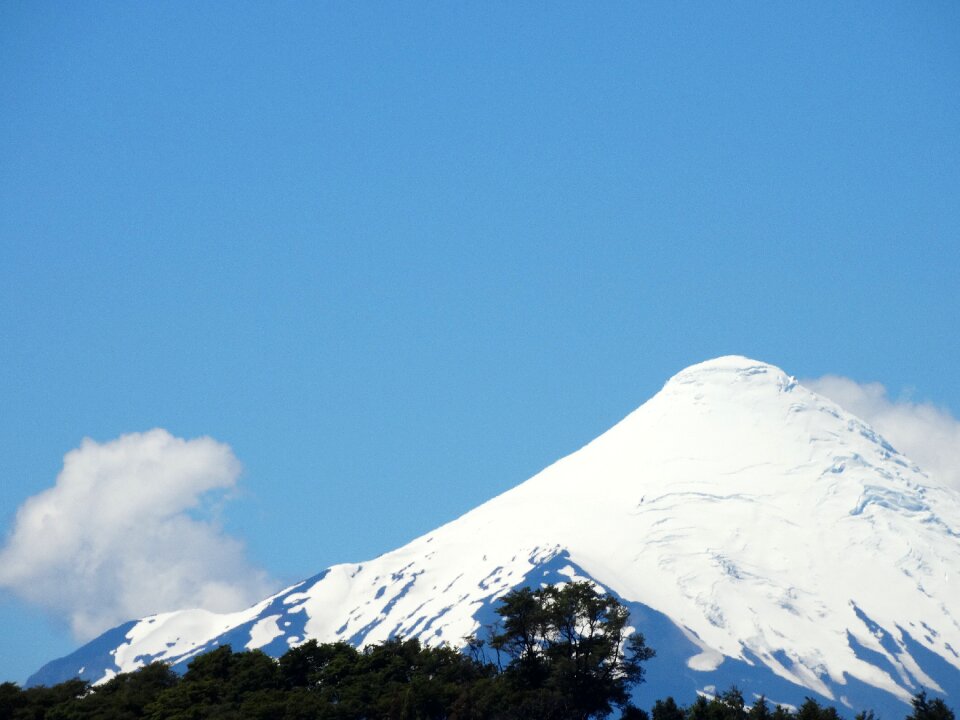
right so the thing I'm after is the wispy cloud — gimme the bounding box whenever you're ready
[0,429,274,640]
[806,376,960,491]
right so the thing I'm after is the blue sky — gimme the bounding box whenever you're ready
[1,2,959,684]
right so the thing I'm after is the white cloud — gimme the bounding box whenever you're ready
[0,429,274,640]
[806,376,960,491]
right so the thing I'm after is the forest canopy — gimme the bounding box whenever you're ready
[0,583,953,720]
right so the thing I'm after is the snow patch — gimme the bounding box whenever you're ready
[246,615,284,650]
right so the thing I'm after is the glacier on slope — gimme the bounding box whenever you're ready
[30,357,960,716]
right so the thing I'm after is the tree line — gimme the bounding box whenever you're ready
[0,582,954,720]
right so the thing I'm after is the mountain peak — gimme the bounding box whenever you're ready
[674,354,777,373]
[664,355,797,393]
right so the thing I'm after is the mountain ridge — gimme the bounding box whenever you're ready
[29,356,960,717]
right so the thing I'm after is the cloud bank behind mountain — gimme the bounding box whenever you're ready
[807,375,960,491]
[0,429,274,640]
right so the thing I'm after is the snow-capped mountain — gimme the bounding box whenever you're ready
[30,357,960,716]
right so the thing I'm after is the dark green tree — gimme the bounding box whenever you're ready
[795,697,840,720]
[652,696,686,720]
[748,696,772,720]
[770,703,794,720]
[686,694,711,720]
[0,683,25,720]
[46,663,177,720]
[622,705,651,720]
[0,679,89,720]
[478,581,654,719]
[279,640,359,691]
[141,645,282,720]
[909,691,957,720]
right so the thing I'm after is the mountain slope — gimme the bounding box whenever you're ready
[30,357,960,716]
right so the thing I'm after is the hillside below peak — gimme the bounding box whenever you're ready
[29,356,960,718]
